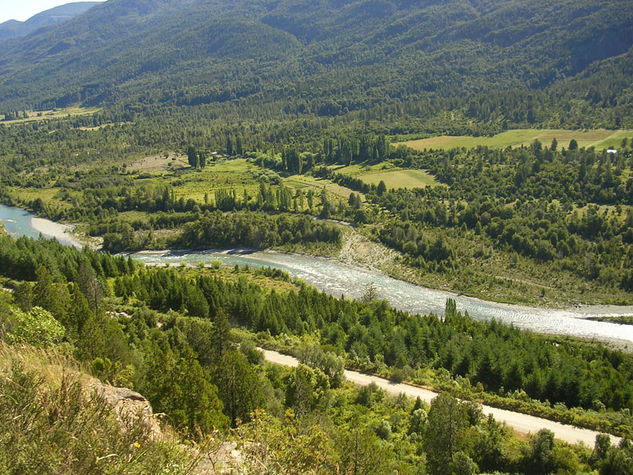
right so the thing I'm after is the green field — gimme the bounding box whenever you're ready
[134,158,360,208]
[283,175,359,199]
[8,187,74,211]
[0,106,101,125]
[395,129,633,151]
[168,159,261,202]
[332,163,439,189]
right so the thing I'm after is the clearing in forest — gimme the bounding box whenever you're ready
[167,159,262,202]
[395,129,633,151]
[283,175,360,199]
[128,152,189,173]
[0,107,101,124]
[333,163,439,189]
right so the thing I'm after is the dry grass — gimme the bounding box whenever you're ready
[128,152,189,173]
[0,342,83,389]
[0,342,195,474]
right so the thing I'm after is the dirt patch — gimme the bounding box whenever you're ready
[336,228,436,286]
[77,122,126,131]
[338,230,392,270]
[128,152,189,173]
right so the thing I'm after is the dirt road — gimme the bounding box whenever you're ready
[260,349,620,447]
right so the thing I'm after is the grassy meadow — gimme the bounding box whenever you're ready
[0,106,101,125]
[163,158,359,207]
[331,162,439,189]
[165,159,262,203]
[395,129,633,151]
[8,156,364,219]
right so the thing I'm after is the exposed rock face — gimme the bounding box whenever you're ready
[87,379,162,439]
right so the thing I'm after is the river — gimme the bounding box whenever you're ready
[0,203,82,248]
[2,203,633,346]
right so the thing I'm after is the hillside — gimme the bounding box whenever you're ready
[0,0,631,128]
[2,236,633,473]
[0,341,196,473]
[3,1,633,472]
[0,3,100,43]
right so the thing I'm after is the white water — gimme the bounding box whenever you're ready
[2,203,633,346]
[131,249,633,347]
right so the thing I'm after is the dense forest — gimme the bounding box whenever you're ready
[0,0,632,132]
[370,142,633,292]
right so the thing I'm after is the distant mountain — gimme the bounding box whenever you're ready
[0,2,100,43]
[0,0,631,128]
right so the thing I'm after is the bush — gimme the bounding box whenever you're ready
[390,367,405,383]
[0,357,192,474]
[1,307,65,347]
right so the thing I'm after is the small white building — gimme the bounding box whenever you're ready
[607,149,618,154]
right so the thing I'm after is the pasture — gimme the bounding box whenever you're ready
[167,159,262,203]
[395,129,633,151]
[283,175,359,199]
[8,187,73,211]
[333,163,439,189]
[0,107,101,125]
[136,158,359,207]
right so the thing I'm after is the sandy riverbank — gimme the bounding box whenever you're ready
[30,217,85,248]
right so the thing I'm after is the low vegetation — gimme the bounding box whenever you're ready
[394,129,633,152]
[0,343,195,474]
[0,107,101,125]
[331,162,438,189]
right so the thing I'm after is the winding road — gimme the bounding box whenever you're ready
[261,349,620,447]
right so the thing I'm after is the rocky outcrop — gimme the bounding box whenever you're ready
[86,379,162,440]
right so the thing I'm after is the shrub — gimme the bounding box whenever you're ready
[1,307,65,347]
[0,356,192,474]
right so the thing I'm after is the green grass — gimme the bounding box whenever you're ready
[8,187,74,211]
[1,106,101,125]
[332,162,439,189]
[283,174,360,198]
[168,159,261,202]
[395,129,633,151]
[118,211,152,224]
[165,159,360,206]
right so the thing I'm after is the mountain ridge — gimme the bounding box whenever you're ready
[0,0,631,129]
[0,2,101,44]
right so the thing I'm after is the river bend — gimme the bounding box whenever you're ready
[2,203,633,346]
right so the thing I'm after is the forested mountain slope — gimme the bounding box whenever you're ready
[0,0,631,127]
[0,2,100,43]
